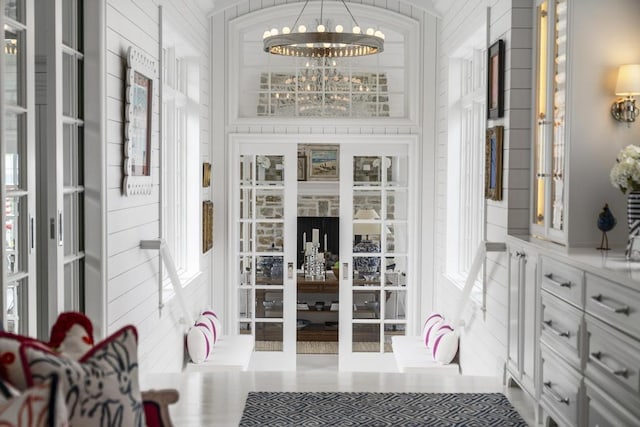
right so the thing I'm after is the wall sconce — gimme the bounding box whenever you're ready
[611,64,640,124]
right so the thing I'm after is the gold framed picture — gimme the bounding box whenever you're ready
[307,145,339,181]
[485,126,504,201]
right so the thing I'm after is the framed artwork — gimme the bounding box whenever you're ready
[485,126,504,201]
[203,201,214,253]
[203,162,212,187]
[123,46,157,196]
[487,39,505,119]
[297,153,307,181]
[307,145,339,181]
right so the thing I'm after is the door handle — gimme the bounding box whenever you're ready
[342,262,348,280]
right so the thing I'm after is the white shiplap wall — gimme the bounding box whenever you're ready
[434,0,533,376]
[211,0,439,335]
[105,0,211,375]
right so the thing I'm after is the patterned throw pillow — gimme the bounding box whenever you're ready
[21,325,145,427]
[0,374,69,427]
[0,332,49,390]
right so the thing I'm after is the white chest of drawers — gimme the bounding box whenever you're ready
[508,237,640,427]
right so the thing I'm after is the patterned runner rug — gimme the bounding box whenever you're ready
[239,392,527,426]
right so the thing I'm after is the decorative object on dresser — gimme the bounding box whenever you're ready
[596,204,616,250]
[609,144,640,258]
[487,39,505,119]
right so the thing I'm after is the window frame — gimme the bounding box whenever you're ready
[445,39,487,297]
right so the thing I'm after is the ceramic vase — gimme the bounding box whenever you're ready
[626,191,640,259]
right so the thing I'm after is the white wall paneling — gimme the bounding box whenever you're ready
[105,0,211,375]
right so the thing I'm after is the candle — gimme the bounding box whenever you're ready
[305,242,313,254]
[312,228,319,245]
[303,232,306,246]
[324,234,328,252]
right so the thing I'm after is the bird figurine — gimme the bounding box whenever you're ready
[597,203,617,250]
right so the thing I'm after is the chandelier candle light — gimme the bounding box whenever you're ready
[263,0,384,58]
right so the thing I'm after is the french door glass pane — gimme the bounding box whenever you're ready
[256,189,284,219]
[255,255,283,286]
[255,323,283,351]
[62,53,75,116]
[353,290,380,320]
[353,324,379,352]
[238,223,254,253]
[384,326,403,353]
[385,224,407,253]
[257,290,283,319]
[63,259,84,312]
[4,0,24,22]
[4,28,23,105]
[5,279,26,334]
[62,0,73,47]
[256,222,283,252]
[63,193,83,255]
[383,291,406,320]
[353,190,381,217]
[256,155,284,183]
[63,124,74,186]
[5,112,25,190]
[238,288,252,319]
[385,189,408,220]
[5,197,25,274]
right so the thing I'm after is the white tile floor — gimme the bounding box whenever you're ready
[141,355,536,426]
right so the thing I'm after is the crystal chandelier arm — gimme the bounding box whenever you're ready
[292,0,312,31]
[340,0,360,28]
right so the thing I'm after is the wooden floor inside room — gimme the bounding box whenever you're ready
[141,355,536,426]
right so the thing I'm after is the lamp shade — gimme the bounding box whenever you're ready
[615,64,640,96]
[353,208,380,236]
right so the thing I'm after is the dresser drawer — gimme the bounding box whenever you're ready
[541,290,583,368]
[586,379,640,427]
[586,315,640,395]
[541,344,583,427]
[585,273,640,340]
[541,257,584,308]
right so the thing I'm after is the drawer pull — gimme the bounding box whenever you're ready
[543,381,570,405]
[590,351,629,378]
[544,273,572,288]
[542,320,570,338]
[590,294,630,315]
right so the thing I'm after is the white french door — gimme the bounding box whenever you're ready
[231,141,298,370]
[2,0,37,336]
[36,0,86,334]
[338,142,413,371]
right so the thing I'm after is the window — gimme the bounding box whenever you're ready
[161,47,200,284]
[446,38,486,289]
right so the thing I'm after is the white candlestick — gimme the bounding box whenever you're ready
[312,228,319,245]
[324,234,328,252]
[306,242,313,254]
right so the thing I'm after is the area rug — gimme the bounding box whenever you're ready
[239,392,526,426]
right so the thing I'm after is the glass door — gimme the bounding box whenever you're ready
[533,0,567,243]
[232,142,297,370]
[339,143,412,370]
[2,0,37,336]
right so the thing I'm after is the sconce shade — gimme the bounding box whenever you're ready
[615,64,640,96]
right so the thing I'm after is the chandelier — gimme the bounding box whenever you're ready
[263,0,384,58]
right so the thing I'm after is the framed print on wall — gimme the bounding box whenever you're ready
[487,39,505,119]
[485,126,504,201]
[123,46,157,196]
[307,145,339,181]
